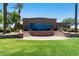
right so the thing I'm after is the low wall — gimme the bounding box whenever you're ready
[29,31,54,36]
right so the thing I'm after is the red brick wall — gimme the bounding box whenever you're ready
[23,18,57,30]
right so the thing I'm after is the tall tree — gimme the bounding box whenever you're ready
[3,3,8,34]
[9,11,20,24]
[63,18,75,24]
[0,9,3,24]
[0,13,3,24]
[14,3,23,22]
[75,3,78,32]
[0,9,2,13]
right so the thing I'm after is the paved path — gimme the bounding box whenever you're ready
[23,31,31,37]
[22,31,68,40]
[54,31,65,36]
[23,31,65,37]
[22,36,68,40]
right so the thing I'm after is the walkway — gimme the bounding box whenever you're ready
[22,31,68,40]
[54,31,65,36]
[22,36,68,40]
[23,31,65,37]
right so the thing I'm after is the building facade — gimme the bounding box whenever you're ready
[23,18,58,31]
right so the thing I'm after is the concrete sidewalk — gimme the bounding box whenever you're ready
[22,31,69,40]
[22,36,69,40]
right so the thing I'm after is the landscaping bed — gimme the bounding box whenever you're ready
[61,30,79,37]
[0,32,23,38]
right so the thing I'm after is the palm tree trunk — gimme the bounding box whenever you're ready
[75,3,78,32]
[18,8,21,21]
[3,3,8,34]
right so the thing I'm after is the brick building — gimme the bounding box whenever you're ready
[23,18,58,31]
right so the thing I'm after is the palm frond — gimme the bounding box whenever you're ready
[14,3,23,10]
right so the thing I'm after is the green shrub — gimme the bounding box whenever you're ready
[0,28,11,33]
[11,28,15,32]
[6,28,11,33]
[62,28,67,31]
[67,29,75,32]
[0,28,3,32]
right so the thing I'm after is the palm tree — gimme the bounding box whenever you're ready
[14,3,23,21]
[3,3,8,34]
[75,3,78,32]
[0,9,2,13]
[0,9,2,23]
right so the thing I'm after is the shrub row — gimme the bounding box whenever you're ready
[63,28,79,32]
[0,28,10,33]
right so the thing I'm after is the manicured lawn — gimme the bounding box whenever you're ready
[0,38,79,56]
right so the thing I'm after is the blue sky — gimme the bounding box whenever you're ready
[0,3,79,22]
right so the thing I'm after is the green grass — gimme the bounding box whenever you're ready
[0,38,79,56]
